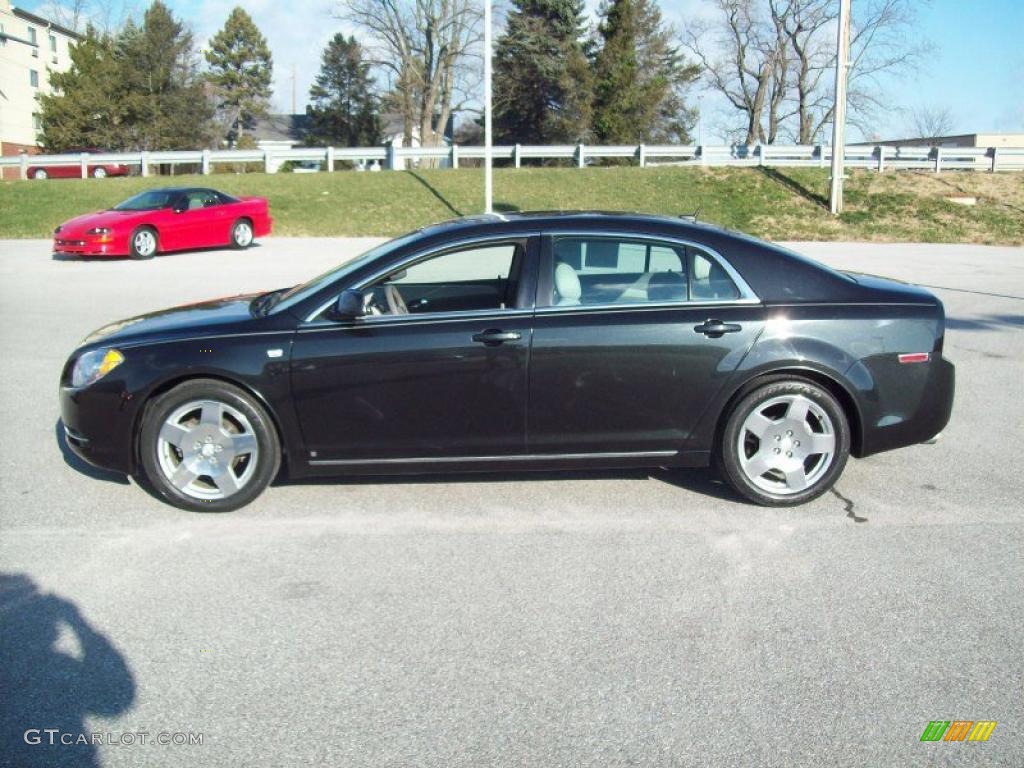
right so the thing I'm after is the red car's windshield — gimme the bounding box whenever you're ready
[113,190,178,211]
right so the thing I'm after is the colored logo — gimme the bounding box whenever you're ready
[920,721,996,742]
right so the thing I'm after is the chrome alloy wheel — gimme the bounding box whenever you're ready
[156,400,259,500]
[737,394,836,495]
[233,221,253,247]
[133,229,157,257]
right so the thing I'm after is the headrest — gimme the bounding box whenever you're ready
[554,262,582,305]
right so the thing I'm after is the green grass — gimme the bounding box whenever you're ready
[2,165,1022,243]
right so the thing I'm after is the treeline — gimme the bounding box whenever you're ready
[40,2,273,152]
[39,0,923,152]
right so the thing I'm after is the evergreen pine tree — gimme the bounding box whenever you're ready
[593,0,699,143]
[38,28,127,151]
[306,34,380,147]
[493,0,593,145]
[205,7,274,145]
[118,1,212,150]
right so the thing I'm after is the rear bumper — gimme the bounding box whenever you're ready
[859,356,955,457]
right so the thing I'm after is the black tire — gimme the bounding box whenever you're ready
[32,169,48,180]
[92,167,107,178]
[717,377,850,506]
[230,218,254,249]
[129,226,158,260]
[138,379,281,512]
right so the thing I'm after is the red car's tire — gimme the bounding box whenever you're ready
[230,218,254,249]
[32,169,48,180]
[129,226,158,260]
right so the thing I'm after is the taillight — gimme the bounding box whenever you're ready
[898,352,930,364]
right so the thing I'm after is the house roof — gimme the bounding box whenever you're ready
[249,114,311,144]
[11,6,83,40]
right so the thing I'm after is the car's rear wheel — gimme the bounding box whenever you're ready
[718,378,850,506]
[92,167,107,178]
[139,379,280,512]
[230,218,254,249]
[32,169,48,180]
[129,226,158,259]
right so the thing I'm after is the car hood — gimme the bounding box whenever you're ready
[57,209,150,234]
[82,293,269,347]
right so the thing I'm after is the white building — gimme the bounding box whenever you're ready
[0,0,81,177]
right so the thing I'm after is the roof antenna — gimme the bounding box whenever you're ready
[680,206,700,223]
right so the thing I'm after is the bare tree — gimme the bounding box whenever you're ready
[35,0,136,33]
[333,0,482,150]
[689,0,929,144]
[684,0,787,145]
[910,105,954,142]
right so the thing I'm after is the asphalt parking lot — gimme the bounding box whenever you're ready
[1,237,1022,766]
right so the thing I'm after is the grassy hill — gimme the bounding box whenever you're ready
[1,165,1021,244]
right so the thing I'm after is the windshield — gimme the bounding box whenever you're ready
[113,189,178,211]
[269,231,424,314]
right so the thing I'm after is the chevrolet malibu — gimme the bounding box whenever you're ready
[59,213,954,512]
[53,187,272,259]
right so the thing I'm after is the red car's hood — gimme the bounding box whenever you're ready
[56,209,150,235]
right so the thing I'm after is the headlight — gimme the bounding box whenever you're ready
[71,348,124,388]
[86,227,112,235]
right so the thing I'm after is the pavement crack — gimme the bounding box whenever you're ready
[831,487,867,523]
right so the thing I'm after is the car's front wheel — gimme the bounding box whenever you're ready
[718,378,850,506]
[92,167,107,178]
[230,218,254,249]
[138,379,281,512]
[129,226,158,259]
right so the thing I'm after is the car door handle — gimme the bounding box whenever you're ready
[693,319,742,338]
[472,329,522,345]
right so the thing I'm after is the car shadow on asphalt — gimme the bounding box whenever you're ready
[51,242,263,262]
[273,466,747,505]
[0,573,136,768]
[55,420,130,485]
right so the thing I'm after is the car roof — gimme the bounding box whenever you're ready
[416,210,711,236]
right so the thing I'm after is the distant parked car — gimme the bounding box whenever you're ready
[58,212,954,512]
[53,187,272,259]
[28,148,130,180]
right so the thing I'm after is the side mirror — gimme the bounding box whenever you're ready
[332,289,365,320]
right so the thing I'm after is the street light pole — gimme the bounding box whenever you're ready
[483,0,494,214]
[829,0,852,215]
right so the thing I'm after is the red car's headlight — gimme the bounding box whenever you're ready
[85,227,112,235]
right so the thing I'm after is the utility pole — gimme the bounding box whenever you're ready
[291,64,297,116]
[829,0,852,215]
[483,0,493,214]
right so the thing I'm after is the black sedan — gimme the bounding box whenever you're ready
[59,212,954,512]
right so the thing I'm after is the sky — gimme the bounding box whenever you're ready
[20,0,1024,142]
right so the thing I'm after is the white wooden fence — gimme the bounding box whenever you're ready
[3,142,1023,179]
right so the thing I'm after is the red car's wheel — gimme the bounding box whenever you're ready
[129,227,158,260]
[230,218,254,249]
[92,167,107,178]
[32,169,48,180]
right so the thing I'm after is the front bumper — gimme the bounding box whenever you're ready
[59,382,137,474]
[53,236,122,256]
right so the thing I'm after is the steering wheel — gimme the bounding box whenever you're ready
[384,284,409,315]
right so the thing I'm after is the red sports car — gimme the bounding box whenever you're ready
[53,187,273,259]
[29,148,131,179]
